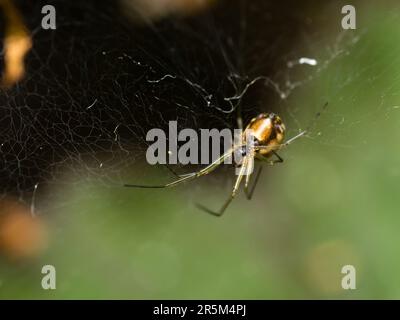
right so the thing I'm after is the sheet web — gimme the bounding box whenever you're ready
[0,0,388,211]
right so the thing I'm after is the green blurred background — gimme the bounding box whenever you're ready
[1,1,400,299]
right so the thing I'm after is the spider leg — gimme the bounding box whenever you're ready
[253,131,307,156]
[244,149,284,200]
[271,150,284,163]
[244,165,263,200]
[254,151,284,165]
[165,164,181,178]
[124,146,239,189]
[196,155,249,217]
[281,131,307,147]
[237,111,243,130]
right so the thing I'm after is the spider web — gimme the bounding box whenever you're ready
[0,0,395,212]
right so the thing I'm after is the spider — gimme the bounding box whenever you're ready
[125,104,327,216]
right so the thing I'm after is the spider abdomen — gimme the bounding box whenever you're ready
[244,113,286,157]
